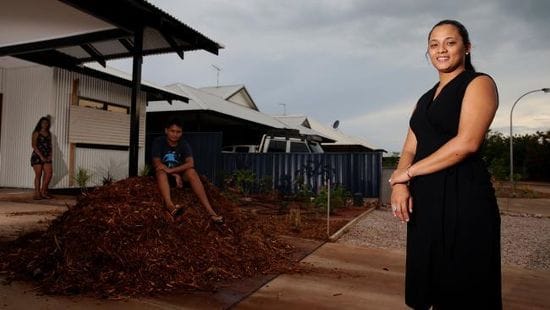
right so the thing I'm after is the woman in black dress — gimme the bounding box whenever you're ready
[390,20,501,309]
[31,116,53,200]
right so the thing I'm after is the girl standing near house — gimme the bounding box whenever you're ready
[31,116,53,200]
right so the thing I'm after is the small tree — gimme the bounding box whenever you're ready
[74,167,92,193]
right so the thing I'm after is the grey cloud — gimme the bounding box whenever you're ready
[110,0,550,152]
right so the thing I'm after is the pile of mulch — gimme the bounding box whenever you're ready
[0,177,295,298]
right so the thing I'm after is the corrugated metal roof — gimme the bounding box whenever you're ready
[274,115,330,140]
[1,0,223,67]
[200,85,244,100]
[147,83,289,129]
[83,63,187,102]
[277,116,378,150]
[200,84,259,111]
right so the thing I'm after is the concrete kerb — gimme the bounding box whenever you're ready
[328,205,377,242]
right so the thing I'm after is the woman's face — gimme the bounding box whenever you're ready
[428,24,469,74]
[40,119,50,130]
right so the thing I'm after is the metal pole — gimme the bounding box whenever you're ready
[509,88,550,191]
[327,175,330,238]
[129,27,143,177]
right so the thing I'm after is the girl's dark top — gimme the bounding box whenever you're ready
[151,135,193,168]
[406,70,502,309]
[30,132,52,166]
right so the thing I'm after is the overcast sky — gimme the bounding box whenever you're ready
[112,0,550,153]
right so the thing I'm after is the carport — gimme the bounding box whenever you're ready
[0,0,222,176]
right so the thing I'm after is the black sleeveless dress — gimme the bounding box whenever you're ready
[407,70,502,309]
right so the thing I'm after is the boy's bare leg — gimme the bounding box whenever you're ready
[172,173,183,188]
[184,168,221,219]
[155,170,176,211]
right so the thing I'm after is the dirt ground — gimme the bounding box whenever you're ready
[0,179,373,307]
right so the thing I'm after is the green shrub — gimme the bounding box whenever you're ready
[314,184,350,213]
[74,167,92,192]
[233,169,255,195]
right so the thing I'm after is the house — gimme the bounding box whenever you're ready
[147,84,334,147]
[274,116,380,152]
[0,0,221,187]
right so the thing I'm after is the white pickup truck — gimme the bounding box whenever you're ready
[222,133,324,153]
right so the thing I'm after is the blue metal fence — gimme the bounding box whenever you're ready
[145,132,382,197]
[221,152,382,197]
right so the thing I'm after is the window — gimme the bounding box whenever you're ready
[267,140,287,153]
[79,98,103,110]
[290,141,309,152]
[78,98,129,114]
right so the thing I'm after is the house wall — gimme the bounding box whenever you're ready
[74,147,130,186]
[0,67,4,92]
[54,68,147,187]
[0,65,147,188]
[0,66,55,187]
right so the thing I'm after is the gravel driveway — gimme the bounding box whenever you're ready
[338,208,550,271]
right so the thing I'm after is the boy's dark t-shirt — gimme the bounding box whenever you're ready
[151,136,193,168]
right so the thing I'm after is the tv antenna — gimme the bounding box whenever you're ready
[278,103,287,116]
[211,64,222,87]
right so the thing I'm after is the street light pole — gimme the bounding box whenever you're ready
[509,88,550,190]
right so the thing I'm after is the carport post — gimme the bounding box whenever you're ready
[129,27,143,177]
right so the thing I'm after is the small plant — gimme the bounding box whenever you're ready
[313,184,351,213]
[102,171,114,185]
[259,175,274,193]
[139,164,152,177]
[293,175,314,202]
[233,169,255,195]
[74,167,92,192]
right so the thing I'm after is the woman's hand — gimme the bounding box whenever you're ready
[390,184,413,223]
[389,167,412,186]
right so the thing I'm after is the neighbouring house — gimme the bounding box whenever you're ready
[147,84,333,147]
[274,115,381,152]
[0,0,221,188]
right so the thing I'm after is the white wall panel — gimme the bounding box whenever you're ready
[74,147,128,186]
[55,68,147,187]
[0,66,55,187]
[74,146,146,187]
[69,105,145,146]
[0,66,148,188]
[0,67,4,92]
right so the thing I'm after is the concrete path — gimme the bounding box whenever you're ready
[0,201,68,242]
[236,242,550,309]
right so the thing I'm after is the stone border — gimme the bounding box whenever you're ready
[328,206,377,242]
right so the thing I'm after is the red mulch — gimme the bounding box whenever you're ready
[0,177,296,298]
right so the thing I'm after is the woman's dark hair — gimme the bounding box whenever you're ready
[165,117,184,129]
[33,116,51,133]
[429,19,475,72]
